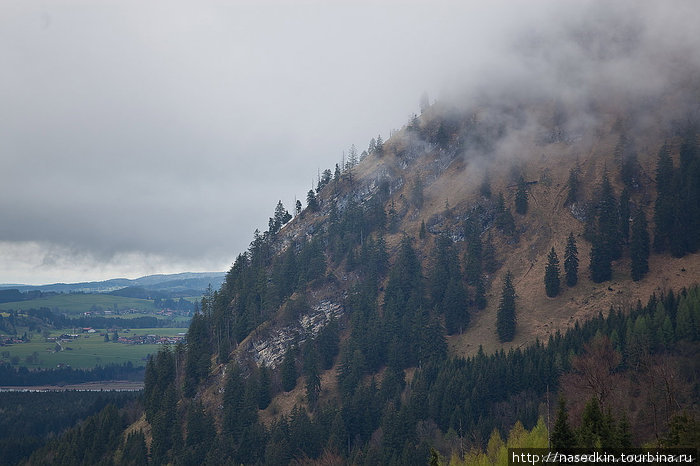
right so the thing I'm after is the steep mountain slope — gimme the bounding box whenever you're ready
[181,83,700,430]
[272,90,700,358]
[26,79,700,466]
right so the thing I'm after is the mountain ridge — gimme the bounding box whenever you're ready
[0,271,225,294]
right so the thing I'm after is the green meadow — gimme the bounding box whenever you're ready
[0,328,187,370]
[0,293,157,315]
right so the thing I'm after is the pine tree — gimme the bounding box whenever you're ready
[589,236,612,283]
[258,364,272,409]
[281,347,297,392]
[348,144,358,168]
[544,247,561,297]
[495,192,516,236]
[442,278,469,335]
[333,163,341,182]
[482,233,498,274]
[598,172,621,261]
[419,220,426,239]
[515,176,529,215]
[496,271,517,342]
[565,164,580,206]
[551,396,575,449]
[122,431,148,466]
[375,134,384,156]
[630,208,650,281]
[653,144,674,252]
[564,233,579,287]
[306,190,319,212]
[619,188,630,244]
[474,274,487,310]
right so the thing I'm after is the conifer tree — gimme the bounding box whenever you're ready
[564,233,579,287]
[375,134,384,156]
[258,364,272,409]
[464,217,482,285]
[495,192,516,236]
[482,233,499,274]
[480,171,492,199]
[589,236,612,283]
[334,163,341,182]
[122,431,148,466]
[306,189,319,212]
[544,247,561,297]
[474,274,487,310]
[619,188,630,244]
[630,207,650,281]
[496,271,516,342]
[303,344,321,409]
[565,164,580,206]
[551,396,575,449]
[442,278,469,335]
[185,402,216,464]
[515,176,529,215]
[653,144,674,252]
[281,347,297,392]
[598,172,621,261]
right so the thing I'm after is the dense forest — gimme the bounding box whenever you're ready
[21,286,699,465]
[0,391,139,466]
[0,361,143,386]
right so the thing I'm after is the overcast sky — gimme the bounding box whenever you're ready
[1,0,698,285]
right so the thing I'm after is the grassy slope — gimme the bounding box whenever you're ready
[0,293,157,314]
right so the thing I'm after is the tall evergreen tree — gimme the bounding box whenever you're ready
[496,271,517,342]
[495,192,516,235]
[551,396,575,449]
[185,402,216,465]
[564,164,580,206]
[544,247,561,297]
[619,188,630,245]
[442,278,469,335]
[630,208,650,281]
[281,347,298,392]
[303,344,321,409]
[257,364,272,410]
[474,274,487,310]
[589,236,612,283]
[306,189,319,212]
[515,176,529,215]
[653,144,674,252]
[482,232,499,274]
[375,134,384,156]
[598,172,621,261]
[564,233,579,287]
[122,431,148,466]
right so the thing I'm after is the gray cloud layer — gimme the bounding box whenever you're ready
[1,0,698,284]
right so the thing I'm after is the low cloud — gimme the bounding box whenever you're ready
[1,0,697,284]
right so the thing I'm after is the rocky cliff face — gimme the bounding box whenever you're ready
[246,300,343,369]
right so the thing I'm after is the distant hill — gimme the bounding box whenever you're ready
[0,271,225,295]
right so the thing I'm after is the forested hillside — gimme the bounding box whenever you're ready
[22,81,700,465]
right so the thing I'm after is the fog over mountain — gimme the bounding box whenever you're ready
[1,0,698,284]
